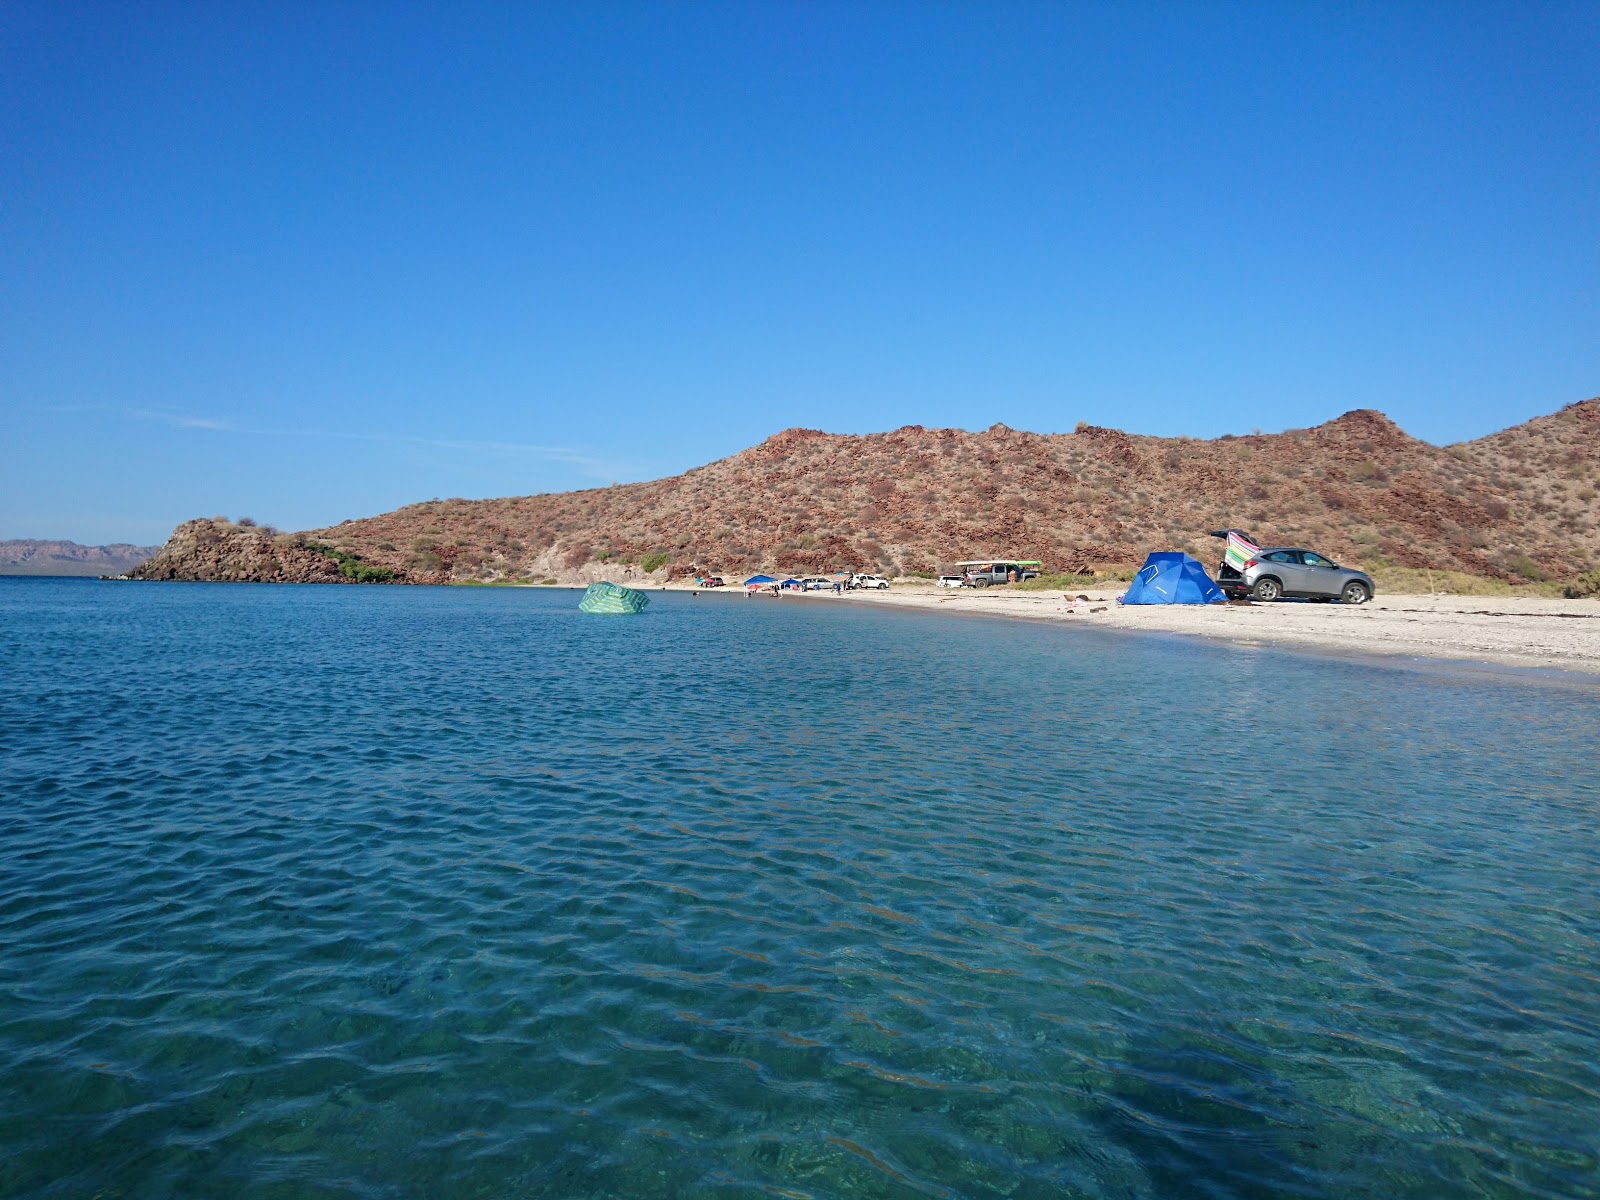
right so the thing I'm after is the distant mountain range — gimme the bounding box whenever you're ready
[0,540,161,577]
[133,397,1600,586]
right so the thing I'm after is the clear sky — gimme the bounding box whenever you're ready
[2,1,1595,544]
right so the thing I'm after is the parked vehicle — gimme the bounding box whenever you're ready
[1209,532,1373,603]
[698,576,725,588]
[955,560,1041,587]
[936,575,965,589]
[852,573,890,590]
[800,576,833,591]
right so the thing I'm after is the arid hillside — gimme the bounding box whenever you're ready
[135,398,1600,586]
[0,539,161,577]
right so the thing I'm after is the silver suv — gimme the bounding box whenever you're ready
[1228,546,1374,604]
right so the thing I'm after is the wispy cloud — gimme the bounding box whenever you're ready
[46,403,630,480]
[127,408,238,432]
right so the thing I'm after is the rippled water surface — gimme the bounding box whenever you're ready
[3,579,1599,1199]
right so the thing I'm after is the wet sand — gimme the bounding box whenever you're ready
[816,584,1600,676]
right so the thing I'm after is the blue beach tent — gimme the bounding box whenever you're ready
[743,574,776,587]
[1122,553,1226,605]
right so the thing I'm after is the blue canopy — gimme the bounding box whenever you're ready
[1122,553,1226,605]
[743,574,776,586]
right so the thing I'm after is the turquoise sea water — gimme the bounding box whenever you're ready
[2,578,1598,1199]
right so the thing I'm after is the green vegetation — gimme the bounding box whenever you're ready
[537,577,559,585]
[1503,553,1549,583]
[305,542,395,583]
[1562,568,1600,599]
[1014,573,1101,591]
[450,578,522,587]
[1365,565,1560,597]
[640,552,670,573]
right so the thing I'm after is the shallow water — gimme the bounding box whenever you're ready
[2,578,1597,1199]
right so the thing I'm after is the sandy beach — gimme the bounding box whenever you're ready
[718,583,1600,676]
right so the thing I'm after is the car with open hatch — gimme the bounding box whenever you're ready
[1209,531,1373,604]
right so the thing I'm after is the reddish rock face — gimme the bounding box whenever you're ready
[137,398,1600,585]
[132,521,418,584]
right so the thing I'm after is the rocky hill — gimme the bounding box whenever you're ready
[134,398,1600,586]
[0,539,162,577]
[131,521,404,584]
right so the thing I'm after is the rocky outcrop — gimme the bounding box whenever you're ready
[139,397,1600,585]
[131,520,411,584]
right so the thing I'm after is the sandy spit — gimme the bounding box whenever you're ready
[688,583,1600,677]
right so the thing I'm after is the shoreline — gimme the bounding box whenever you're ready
[685,581,1600,678]
[58,573,1600,679]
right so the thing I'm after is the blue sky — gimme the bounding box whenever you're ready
[3,2,1596,544]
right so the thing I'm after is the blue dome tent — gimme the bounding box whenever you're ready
[1122,553,1226,605]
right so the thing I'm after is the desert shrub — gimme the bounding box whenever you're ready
[1015,573,1098,590]
[563,542,592,568]
[1368,566,1559,597]
[305,542,395,583]
[1562,569,1600,599]
[238,516,257,527]
[538,578,558,585]
[640,552,670,573]
[1504,553,1550,582]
